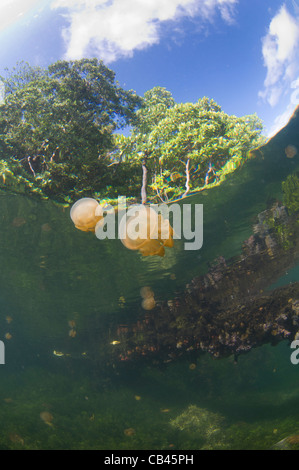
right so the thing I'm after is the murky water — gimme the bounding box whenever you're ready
[0,121,298,450]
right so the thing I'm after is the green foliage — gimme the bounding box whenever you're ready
[0,59,142,202]
[0,67,265,204]
[115,90,265,202]
[282,171,299,215]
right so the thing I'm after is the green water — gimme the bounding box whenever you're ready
[1,343,299,450]
[0,142,298,450]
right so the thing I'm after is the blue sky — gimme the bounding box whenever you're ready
[0,0,299,136]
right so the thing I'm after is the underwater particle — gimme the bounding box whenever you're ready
[160,409,170,413]
[3,398,13,404]
[41,223,52,232]
[124,428,135,437]
[68,320,76,329]
[118,296,126,308]
[5,333,12,340]
[53,350,64,357]
[70,197,103,232]
[69,329,77,338]
[189,363,197,370]
[40,411,54,427]
[141,297,156,310]
[6,316,13,324]
[11,217,26,227]
[285,144,297,158]
[134,395,141,401]
[110,340,121,345]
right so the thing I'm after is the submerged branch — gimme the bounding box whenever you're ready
[107,203,299,365]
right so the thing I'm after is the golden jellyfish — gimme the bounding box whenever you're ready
[140,286,154,299]
[9,433,24,446]
[69,329,77,338]
[285,145,297,159]
[124,428,136,437]
[141,297,156,311]
[119,205,174,257]
[70,198,103,232]
[41,223,52,232]
[140,285,156,310]
[40,411,54,427]
[12,217,26,228]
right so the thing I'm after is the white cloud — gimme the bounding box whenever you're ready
[51,0,238,62]
[259,4,299,107]
[259,3,299,136]
[0,0,41,33]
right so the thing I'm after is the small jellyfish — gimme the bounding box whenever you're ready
[40,411,54,427]
[285,145,297,159]
[124,428,135,437]
[41,223,52,232]
[70,198,103,232]
[69,329,77,338]
[12,217,26,227]
[141,297,156,310]
[140,286,154,299]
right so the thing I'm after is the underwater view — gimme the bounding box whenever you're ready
[0,0,299,453]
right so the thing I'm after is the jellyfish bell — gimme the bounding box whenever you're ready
[119,205,159,251]
[140,286,154,299]
[119,204,174,256]
[70,198,103,232]
[141,297,156,310]
[285,145,297,159]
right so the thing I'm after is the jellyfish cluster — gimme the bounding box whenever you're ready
[70,198,174,257]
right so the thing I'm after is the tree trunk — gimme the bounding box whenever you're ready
[182,158,190,198]
[141,158,148,205]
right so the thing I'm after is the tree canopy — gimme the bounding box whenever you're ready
[0,64,265,205]
[0,59,142,203]
[114,88,265,202]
